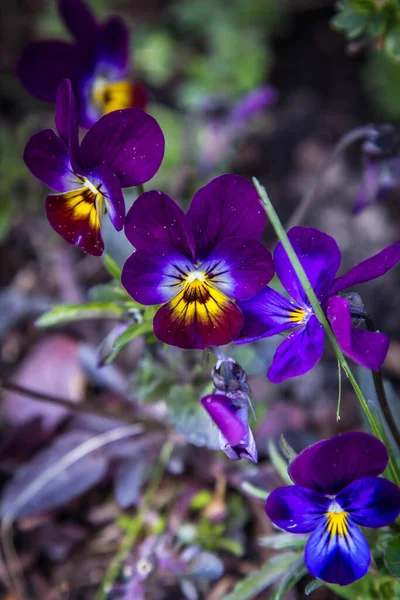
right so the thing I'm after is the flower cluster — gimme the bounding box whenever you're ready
[18,0,147,128]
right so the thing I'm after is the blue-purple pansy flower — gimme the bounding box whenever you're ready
[18,0,147,128]
[354,124,400,214]
[23,79,164,256]
[121,175,274,349]
[236,226,400,383]
[266,432,400,586]
[201,393,257,463]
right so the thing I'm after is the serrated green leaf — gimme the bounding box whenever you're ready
[305,579,325,595]
[331,2,368,37]
[268,439,292,485]
[35,303,124,327]
[112,321,155,351]
[270,556,307,600]
[367,14,387,37]
[224,552,301,600]
[103,253,122,280]
[385,535,400,580]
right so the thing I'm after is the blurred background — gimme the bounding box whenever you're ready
[1,0,400,598]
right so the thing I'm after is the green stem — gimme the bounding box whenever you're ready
[253,178,400,487]
[95,440,174,600]
[136,184,145,196]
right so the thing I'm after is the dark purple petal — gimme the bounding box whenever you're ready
[55,79,81,173]
[236,286,307,343]
[337,476,400,528]
[353,158,381,214]
[24,129,82,192]
[186,174,266,261]
[268,316,324,384]
[265,485,328,533]
[288,432,389,495]
[305,517,370,586]
[274,227,341,304]
[230,86,278,124]
[330,241,400,295]
[326,296,389,371]
[153,284,244,350]
[96,17,129,75]
[121,243,193,304]
[80,108,165,187]
[58,0,98,42]
[17,41,82,103]
[222,423,258,463]
[200,237,274,300]
[89,165,125,231]
[201,394,246,447]
[124,191,195,259]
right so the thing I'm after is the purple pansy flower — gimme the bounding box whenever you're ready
[18,0,147,128]
[266,432,400,586]
[201,393,257,463]
[196,87,277,172]
[121,175,274,349]
[23,79,164,256]
[236,226,400,383]
[354,124,400,214]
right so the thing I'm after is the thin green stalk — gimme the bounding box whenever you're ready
[336,361,342,422]
[253,178,400,486]
[95,440,174,600]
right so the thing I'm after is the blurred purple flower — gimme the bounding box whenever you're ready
[201,393,257,463]
[18,0,147,128]
[354,124,400,213]
[196,86,277,171]
[237,226,400,383]
[23,79,164,255]
[121,174,274,349]
[266,432,400,585]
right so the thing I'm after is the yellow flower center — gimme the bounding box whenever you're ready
[326,505,349,537]
[289,308,307,323]
[92,77,133,115]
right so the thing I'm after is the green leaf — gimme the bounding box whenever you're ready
[385,24,400,61]
[88,282,130,303]
[112,321,155,351]
[363,50,400,119]
[305,579,325,595]
[224,552,301,600]
[385,535,400,580]
[279,434,297,462]
[103,254,122,280]
[35,303,124,327]
[270,556,307,600]
[259,532,308,550]
[166,384,220,449]
[268,439,292,485]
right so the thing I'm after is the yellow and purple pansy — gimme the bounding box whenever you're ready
[236,226,400,383]
[266,432,400,585]
[18,0,147,128]
[23,79,164,255]
[121,175,274,349]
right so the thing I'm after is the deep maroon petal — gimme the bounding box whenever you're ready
[58,0,98,42]
[288,432,389,495]
[55,79,81,173]
[200,237,274,300]
[80,108,165,187]
[24,129,82,192]
[121,244,193,305]
[17,41,82,103]
[305,517,370,586]
[265,485,328,533]
[268,316,324,384]
[186,174,266,261]
[337,476,400,528]
[153,284,244,350]
[89,165,125,231]
[236,286,307,343]
[95,18,129,75]
[330,241,400,295]
[46,188,104,256]
[274,227,341,304]
[201,394,246,447]
[326,295,389,371]
[124,191,195,259]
